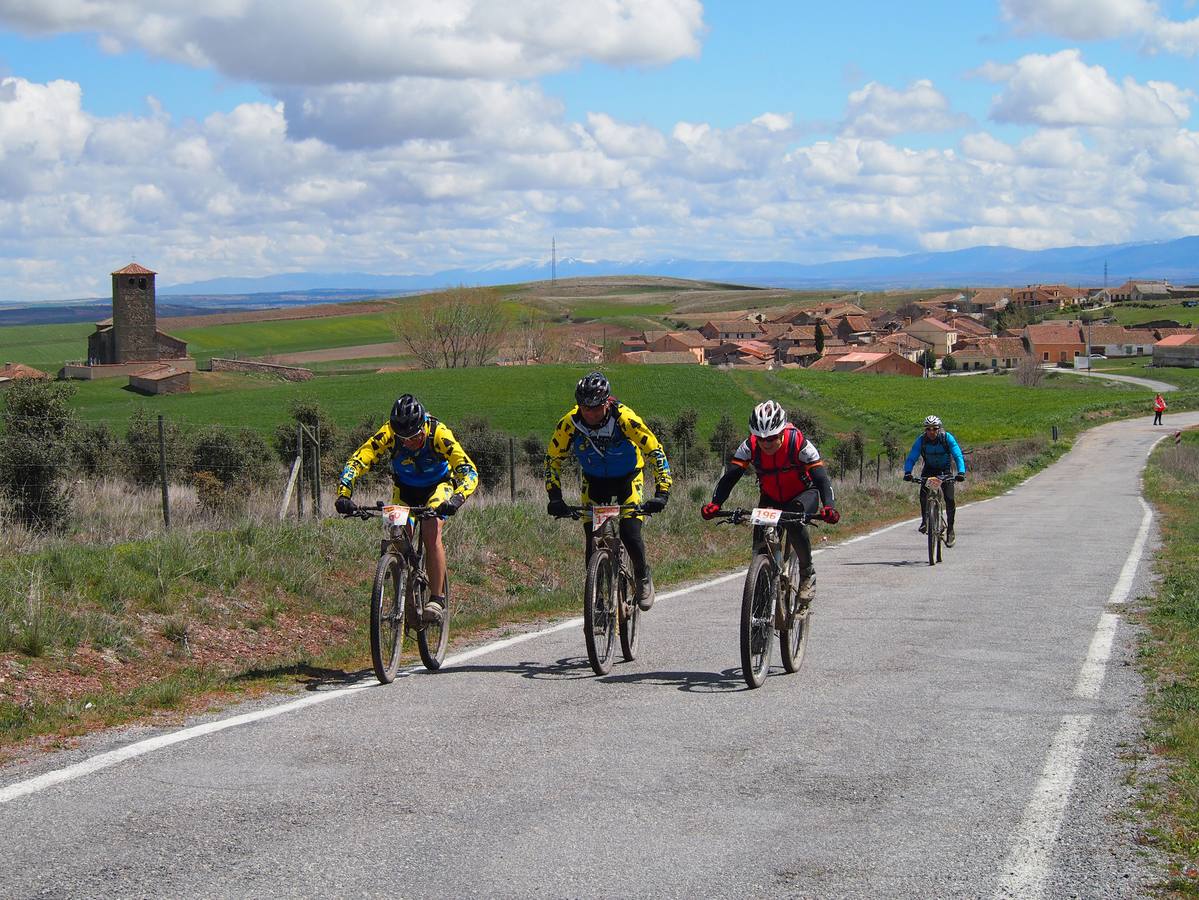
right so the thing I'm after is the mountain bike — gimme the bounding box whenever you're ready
[714,507,815,689]
[921,476,948,566]
[342,501,450,683]
[554,503,655,676]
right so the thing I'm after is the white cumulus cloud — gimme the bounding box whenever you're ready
[1000,0,1199,55]
[982,50,1192,127]
[841,80,970,138]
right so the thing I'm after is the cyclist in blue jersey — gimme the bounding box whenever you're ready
[903,414,966,547]
[545,372,672,611]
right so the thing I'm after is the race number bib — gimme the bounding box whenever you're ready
[750,507,782,526]
[382,505,411,528]
[591,505,621,531]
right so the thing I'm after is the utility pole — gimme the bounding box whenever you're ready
[551,236,557,285]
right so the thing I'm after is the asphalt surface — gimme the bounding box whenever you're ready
[2,414,1196,899]
[1052,366,1179,393]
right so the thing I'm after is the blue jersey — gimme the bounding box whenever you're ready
[904,430,966,476]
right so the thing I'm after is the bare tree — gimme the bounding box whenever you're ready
[392,287,510,368]
[1013,354,1046,387]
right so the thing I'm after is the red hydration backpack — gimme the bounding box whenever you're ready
[749,424,812,503]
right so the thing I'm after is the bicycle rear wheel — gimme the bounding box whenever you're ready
[618,570,640,661]
[740,554,775,688]
[417,570,450,671]
[370,554,406,684]
[926,495,941,566]
[583,549,618,675]
[779,554,811,674]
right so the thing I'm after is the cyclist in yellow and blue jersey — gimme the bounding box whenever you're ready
[335,394,478,620]
[545,372,672,611]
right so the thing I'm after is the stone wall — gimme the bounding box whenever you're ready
[208,358,314,381]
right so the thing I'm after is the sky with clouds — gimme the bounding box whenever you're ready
[1,0,1198,300]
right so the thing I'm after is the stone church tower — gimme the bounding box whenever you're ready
[111,262,157,362]
[85,262,188,366]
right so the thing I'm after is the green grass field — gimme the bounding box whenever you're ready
[0,322,92,369]
[1109,303,1199,327]
[1089,356,1199,389]
[54,363,1167,455]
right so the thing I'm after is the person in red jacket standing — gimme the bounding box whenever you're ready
[700,400,839,601]
[1153,393,1167,425]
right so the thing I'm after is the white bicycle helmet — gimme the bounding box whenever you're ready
[749,400,787,438]
[923,415,942,429]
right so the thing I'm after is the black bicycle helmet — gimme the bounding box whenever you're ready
[390,393,426,437]
[575,372,611,408]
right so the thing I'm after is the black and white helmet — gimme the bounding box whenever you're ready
[390,393,426,437]
[923,414,942,430]
[749,400,787,438]
[575,372,611,408]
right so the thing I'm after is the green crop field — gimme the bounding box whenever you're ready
[171,311,402,364]
[55,363,1164,454]
[0,322,92,369]
[1109,303,1199,327]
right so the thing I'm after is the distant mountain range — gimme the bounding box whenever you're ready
[5,236,1198,325]
[160,234,1199,295]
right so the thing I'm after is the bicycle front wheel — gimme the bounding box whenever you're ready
[583,549,618,676]
[370,554,406,684]
[740,555,775,689]
[618,570,640,662]
[417,570,450,671]
[926,495,941,566]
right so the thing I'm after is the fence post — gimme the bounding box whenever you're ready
[682,442,687,479]
[1051,424,1059,442]
[296,424,305,519]
[859,454,864,484]
[876,453,881,483]
[157,415,170,529]
[509,437,516,503]
[314,423,322,517]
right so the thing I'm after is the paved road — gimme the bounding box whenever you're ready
[1052,366,1179,393]
[2,415,1196,899]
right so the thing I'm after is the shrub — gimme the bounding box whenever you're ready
[789,408,824,445]
[190,426,269,487]
[455,416,509,489]
[708,412,739,464]
[72,421,120,478]
[273,400,340,478]
[0,379,77,529]
[124,409,190,486]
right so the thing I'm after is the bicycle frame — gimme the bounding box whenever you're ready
[719,507,811,626]
[351,502,437,622]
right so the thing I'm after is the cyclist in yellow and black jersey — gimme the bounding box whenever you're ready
[335,394,478,620]
[545,372,672,611]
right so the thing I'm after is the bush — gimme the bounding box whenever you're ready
[708,412,739,463]
[0,379,77,530]
[789,408,824,445]
[189,426,269,487]
[72,421,119,478]
[124,409,189,486]
[455,416,509,489]
[273,400,340,478]
[521,433,545,472]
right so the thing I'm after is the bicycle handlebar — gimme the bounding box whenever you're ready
[341,500,437,521]
[551,502,655,521]
[712,508,818,526]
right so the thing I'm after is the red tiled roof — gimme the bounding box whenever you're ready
[1025,323,1083,343]
[0,362,48,380]
[1156,334,1199,347]
[112,262,156,276]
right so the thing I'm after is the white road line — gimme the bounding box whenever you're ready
[995,714,1094,899]
[0,569,750,804]
[1108,498,1152,606]
[0,687,369,805]
[997,461,1160,896]
[1074,613,1120,700]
